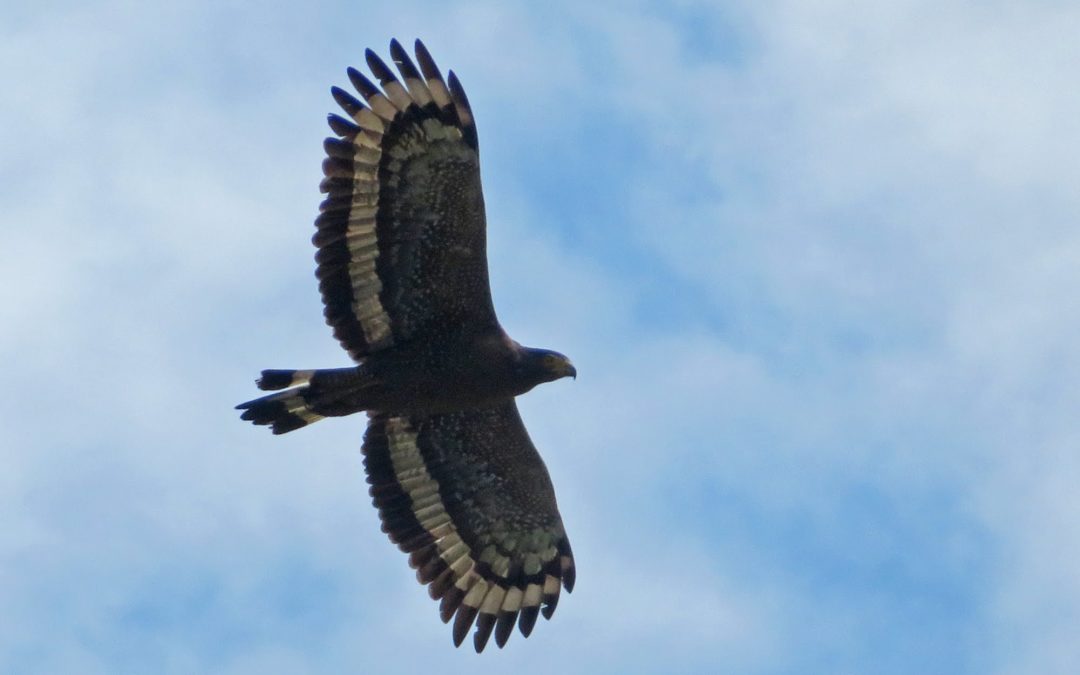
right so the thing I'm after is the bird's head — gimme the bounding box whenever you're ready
[517,347,577,385]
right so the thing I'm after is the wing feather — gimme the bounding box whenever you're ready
[317,40,494,362]
[413,39,453,109]
[362,401,575,652]
[389,38,435,107]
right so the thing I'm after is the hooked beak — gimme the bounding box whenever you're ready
[563,361,577,380]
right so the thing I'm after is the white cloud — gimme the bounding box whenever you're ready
[578,2,1080,672]
[4,1,1080,673]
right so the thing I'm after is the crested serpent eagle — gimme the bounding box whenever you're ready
[237,40,577,652]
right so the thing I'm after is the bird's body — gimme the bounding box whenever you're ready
[237,40,576,652]
[246,331,572,424]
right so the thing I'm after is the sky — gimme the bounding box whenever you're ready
[3,1,1079,673]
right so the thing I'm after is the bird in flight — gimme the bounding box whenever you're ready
[237,39,577,653]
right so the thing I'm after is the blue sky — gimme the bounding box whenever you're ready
[3,1,1079,673]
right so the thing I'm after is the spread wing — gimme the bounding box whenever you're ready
[316,39,497,361]
[362,401,576,652]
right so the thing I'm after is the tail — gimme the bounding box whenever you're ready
[236,367,365,434]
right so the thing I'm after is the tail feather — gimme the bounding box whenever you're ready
[257,369,316,391]
[237,367,364,434]
[237,388,325,434]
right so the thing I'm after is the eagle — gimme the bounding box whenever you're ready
[236,40,577,653]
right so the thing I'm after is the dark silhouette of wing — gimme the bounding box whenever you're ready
[317,39,496,361]
[363,401,576,652]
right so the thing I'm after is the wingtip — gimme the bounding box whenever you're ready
[365,48,395,83]
[561,548,576,592]
[473,613,496,652]
[452,605,478,647]
[518,605,540,637]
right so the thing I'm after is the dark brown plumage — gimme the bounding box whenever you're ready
[236,39,576,652]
